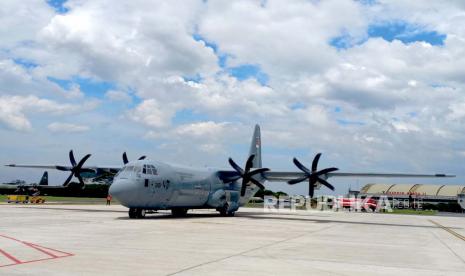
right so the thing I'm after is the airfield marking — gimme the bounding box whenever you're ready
[0,248,22,265]
[0,234,74,268]
[429,220,465,242]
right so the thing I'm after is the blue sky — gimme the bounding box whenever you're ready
[47,76,115,99]
[46,0,69,13]
[194,33,269,85]
[1,0,464,196]
[330,21,447,49]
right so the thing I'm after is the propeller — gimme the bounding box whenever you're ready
[14,185,40,196]
[227,155,269,196]
[14,185,28,194]
[122,152,146,165]
[287,153,338,198]
[56,150,93,187]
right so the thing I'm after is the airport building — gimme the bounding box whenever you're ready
[359,183,465,205]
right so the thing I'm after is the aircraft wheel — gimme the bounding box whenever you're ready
[219,203,229,216]
[227,211,235,217]
[134,208,146,218]
[129,208,137,219]
[171,208,188,217]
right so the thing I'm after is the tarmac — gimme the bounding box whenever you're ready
[0,204,465,275]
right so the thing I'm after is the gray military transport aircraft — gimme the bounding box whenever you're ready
[0,171,48,195]
[5,125,453,218]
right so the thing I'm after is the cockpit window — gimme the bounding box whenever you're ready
[115,164,142,178]
[142,164,158,175]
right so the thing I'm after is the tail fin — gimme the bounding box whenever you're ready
[248,124,262,168]
[39,171,48,186]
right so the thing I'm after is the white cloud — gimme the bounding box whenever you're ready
[175,121,230,137]
[0,0,54,48]
[0,95,96,131]
[37,0,218,82]
[64,83,84,99]
[105,90,131,102]
[448,102,465,120]
[198,0,366,80]
[47,122,90,133]
[127,99,175,128]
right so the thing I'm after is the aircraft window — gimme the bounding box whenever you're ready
[149,165,158,175]
[141,165,158,175]
[125,166,134,176]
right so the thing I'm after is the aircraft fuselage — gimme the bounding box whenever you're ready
[109,160,257,215]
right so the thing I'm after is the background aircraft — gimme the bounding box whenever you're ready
[4,125,454,217]
[6,152,146,187]
[0,171,94,196]
[0,171,48,196]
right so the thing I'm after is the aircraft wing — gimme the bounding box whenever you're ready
[4,164,122,173]
[5,164,62,170]
[263,171,454,182]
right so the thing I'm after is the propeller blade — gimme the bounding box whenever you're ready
[63,173,73,186]
[293,158,311,175]
[77,175,85,186]
[56,165,71,171]
[317,178,335,191]
[138,156,146,160]
[69,150,77,167]
[309,180,315,198]
[312,153,322,172]
[76,154,91,169]
[245,154,255,172]
[287,176,309,184]
[228,158,244,174]
[249,178,265,190]
[123,152,129,165]
[240,179,248,196]
[247,167,270,177]
[315,167,339,176]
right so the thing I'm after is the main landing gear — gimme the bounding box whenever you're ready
[171,208,188,217]
[129,208,146,219]
[218,203,235,217]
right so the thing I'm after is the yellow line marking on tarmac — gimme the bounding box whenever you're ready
[429,220,465,242]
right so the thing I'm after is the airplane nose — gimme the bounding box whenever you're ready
[109,179,138,207]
